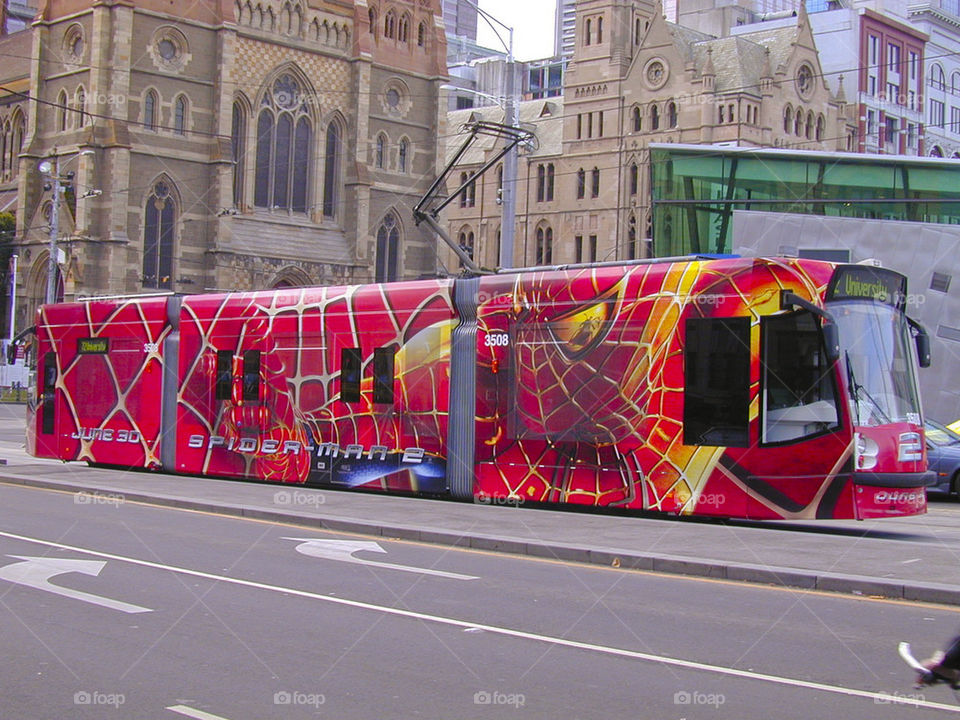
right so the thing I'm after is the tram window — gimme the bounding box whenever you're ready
[41,352,57,435]
[242,350,261,403]
[372,347,395,404]
[683,317,750,447]
[340,347,362,404]
[761,311,840,444]
[215,350,233,401]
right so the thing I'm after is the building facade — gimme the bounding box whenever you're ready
[444,0,854,268]
[909,0,960,157]
[2,0,448,337]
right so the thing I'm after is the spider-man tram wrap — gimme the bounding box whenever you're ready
[25,257,933,520]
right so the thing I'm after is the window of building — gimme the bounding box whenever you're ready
[931,99,946,128]
[254,74,312,213]
[384,10,396,39]
[375,133,386,168]
[546,163,555,201]
[457,229,475,269]
[174,95,187,135]
[323,119,342,218]
[931,64,946,90]
[952,107,960,134]
[231,101,247,208]
[576,168,585,199]
[398,138,409,173]
[418,22,426,47]
[535,226,553,265]
[375,213,400,282]
[887,43,901,72]
[667,101,677,128]
[596,16,603,43]
[575,234,583,263]
[784,106,792,134]
[591,167,600,198]
[597,111,603,136]
[76,87,86,127]
[144,90,157,131]
[142,180,176,289]
[368,8,376,34]
[536,164,545,202]
[651,104,659,131]
[398,13,409,43]
[632,106,641,132]
[629,163,638,196]
[585,18,591,46]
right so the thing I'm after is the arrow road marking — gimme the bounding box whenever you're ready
[0,555,152,614]
[167,705,234,720]
[282,538,479,581]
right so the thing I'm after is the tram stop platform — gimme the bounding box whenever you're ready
[2,450,959,606]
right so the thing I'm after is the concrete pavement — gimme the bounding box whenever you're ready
[1,446,958,606]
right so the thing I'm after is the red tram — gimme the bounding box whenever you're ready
[25,256,933,520]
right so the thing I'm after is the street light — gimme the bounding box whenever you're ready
[39,150,95,304]
[459,0,519,269]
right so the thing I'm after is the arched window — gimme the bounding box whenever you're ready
[143,180,177,289]
[384,10,396,39]
[591,167,600,198]
[953,73,960,94]
[375,133,386,168]
[794,110,803,136]
[667,101,677,128]
[632,106,641,132]
[628,215,638,260]
[596,16,603,43]
[398,14,409,43]
[457,228,475,268]
[398,137,409,173]
[375,213,400,282]
[651,104,659,131]
[629,162,638,196]
[931,64,945,90]
[144,90,157,131]
[57,90,68,132]
[254,73,313,213]
[9,111,23,179]
[231,100,247,208]
[816,114,824,141]
[784,106,792,134]
[76,87,86,127]
[576,168,585,199]
[323,119,342,218]
[546,163,555,201]
[806,111,814,139]
[536,164,545,202]
[418,22,425,47]
[368,7,377,34]
[585,18,591,46]
[930,145,944,157]
[536,226,553,265]
[174,95,187,135]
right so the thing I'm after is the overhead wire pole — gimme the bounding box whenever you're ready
[462,0,519,269]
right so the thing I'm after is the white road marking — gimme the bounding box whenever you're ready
[166,705,233,720]
[283,537,479,580]
[0,529,955,713]
[0,555,152,613]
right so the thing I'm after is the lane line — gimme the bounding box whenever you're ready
[0,528,955,713]
[166,705,233,720]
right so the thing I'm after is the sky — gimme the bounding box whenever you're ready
[476,0,557,62]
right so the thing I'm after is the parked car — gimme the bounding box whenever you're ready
[925,420,960,497]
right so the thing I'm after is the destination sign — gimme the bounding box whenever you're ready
[77,337,109,355]
[826,265,907,311]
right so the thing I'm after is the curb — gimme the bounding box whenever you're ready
[3,471,958,606]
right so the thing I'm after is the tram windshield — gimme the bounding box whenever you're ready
[829,300,922,427]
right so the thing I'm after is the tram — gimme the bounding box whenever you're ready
[24,255,933,520]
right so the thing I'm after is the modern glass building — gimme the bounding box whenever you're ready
[650,144,960,257]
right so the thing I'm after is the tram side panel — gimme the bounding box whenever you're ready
[472,258,861,519]
[28,298,170,466]
[174,281,458,490]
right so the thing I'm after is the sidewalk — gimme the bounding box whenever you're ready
[3,455,959,605]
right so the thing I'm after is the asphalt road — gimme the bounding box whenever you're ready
[0,480,958,719]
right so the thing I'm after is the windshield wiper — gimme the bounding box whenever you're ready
[845,351,891,424]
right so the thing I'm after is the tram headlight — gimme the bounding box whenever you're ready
[855,432,879,470]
